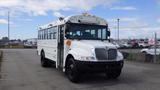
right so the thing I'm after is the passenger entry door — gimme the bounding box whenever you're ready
[57,25,64,69]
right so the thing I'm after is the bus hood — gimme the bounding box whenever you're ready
[68,40,123,61]
[71,40,116,51]
[71,40,117,49]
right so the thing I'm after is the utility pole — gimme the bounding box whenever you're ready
[154,32,157,63]
[117,18,120,44]
[8,11,10,48]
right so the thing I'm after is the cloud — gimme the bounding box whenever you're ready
[108,17,160,39]
[108,17,143,29]
[108,17,139,23]
[0,0,118,16]
[0,19,8,24]
[110,6,137,10]
[17,18,33,22]
[111,25,160,39]
[119,17,139,22]
[53,12,64,17]
[158,0,160,4]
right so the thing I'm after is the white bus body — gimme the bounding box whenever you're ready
[37,14,124,82]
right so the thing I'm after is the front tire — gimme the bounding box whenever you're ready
[65,58,80,83]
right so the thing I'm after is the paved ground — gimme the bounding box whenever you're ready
[0,49,160,90]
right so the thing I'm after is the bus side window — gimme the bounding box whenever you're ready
[48,28,50,39]
[46,29,48,39]
[53,32,57,39]
[47,29,49,39]
[38,31,40,39]
[43,30,45,39]
[43,30,45,40]
[38,31,40,40]
[44,29,48,39]
[40,30,42,40]
[40,31,41,40]
[53,26,58,39]
[49,28,52,39]
[40,31,42,40]
[50,27,54,39]
[41,30,43,40]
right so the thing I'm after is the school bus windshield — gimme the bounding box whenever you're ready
[65,24,108,40]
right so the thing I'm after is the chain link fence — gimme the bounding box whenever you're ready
[120,49,160,64]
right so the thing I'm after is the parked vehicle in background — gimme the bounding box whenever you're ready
[138,39,149,48]
[117,43,132,49]
[121,43,131,48]
[37,13,124,83]
[130,40,139,48]
[140,46,160,55]
[23,38,37,48]
[112,42,120,48]
[138,42,149,48]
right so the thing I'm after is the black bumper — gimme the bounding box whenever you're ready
[74,60,124,72]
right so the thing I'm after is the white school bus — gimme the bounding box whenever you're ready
[37,13,124,82]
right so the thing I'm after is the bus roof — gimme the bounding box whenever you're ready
[38,14,108,30]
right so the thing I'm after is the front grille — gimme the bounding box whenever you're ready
[95,48,108,60]
[95,48,117,60]
[108,49,117,60]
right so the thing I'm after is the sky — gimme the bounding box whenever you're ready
[0,0,160,40]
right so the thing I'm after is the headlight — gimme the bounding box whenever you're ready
[79,56,95,61]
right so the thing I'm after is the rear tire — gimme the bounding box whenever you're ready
[106,69,121,79]
[65,58,80,83]
[41,52,50,67]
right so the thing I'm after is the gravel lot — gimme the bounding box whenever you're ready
[0,49,160,90]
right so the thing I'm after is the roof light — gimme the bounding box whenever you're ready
[59,17,64,21]
[48,24,53,27]
[82,12,89,16]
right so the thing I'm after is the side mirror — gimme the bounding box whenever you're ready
[107,30,110,37]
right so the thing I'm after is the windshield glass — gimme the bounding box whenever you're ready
[65,24,108,40]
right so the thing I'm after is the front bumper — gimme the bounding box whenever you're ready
[74,60,124,72]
